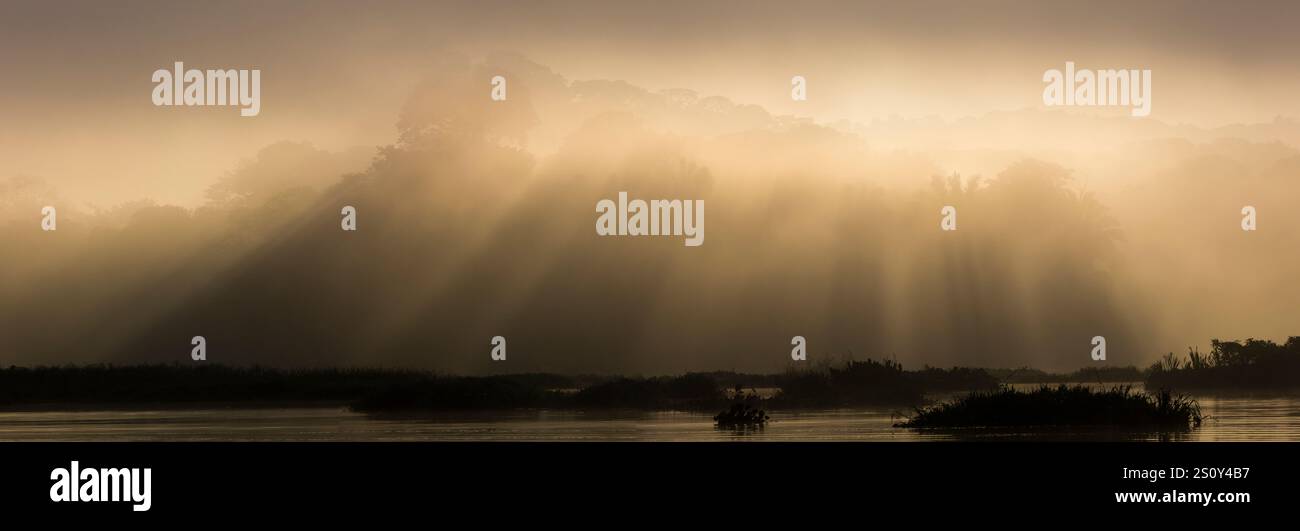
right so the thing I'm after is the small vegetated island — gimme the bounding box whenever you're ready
[897,337,1300,431]
[895,385,1202,430]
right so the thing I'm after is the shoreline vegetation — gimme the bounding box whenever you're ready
[0,337,1294,425]
[1145,337,1300,391]
[0,360,999,412]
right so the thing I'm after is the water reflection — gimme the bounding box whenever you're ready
[2,385,1299,441]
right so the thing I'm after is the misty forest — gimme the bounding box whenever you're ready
[3,54,1298,378]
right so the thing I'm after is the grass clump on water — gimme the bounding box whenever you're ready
[896,385,1201,429]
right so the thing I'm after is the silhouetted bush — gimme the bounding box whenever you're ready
[1146,337,1300,389]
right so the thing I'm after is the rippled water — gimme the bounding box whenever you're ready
[2,385,1298,442]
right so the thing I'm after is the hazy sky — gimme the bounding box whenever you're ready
[3,0,1300,205]
[2,1,1299,372]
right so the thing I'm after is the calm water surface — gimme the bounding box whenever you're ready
[3,384,1298,441]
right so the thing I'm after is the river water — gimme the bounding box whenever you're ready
[2,385,1298,442]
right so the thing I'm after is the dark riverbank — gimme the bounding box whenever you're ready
[0,361,998,412]
[1145,337,1300,391]
[6,338,1297,414]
